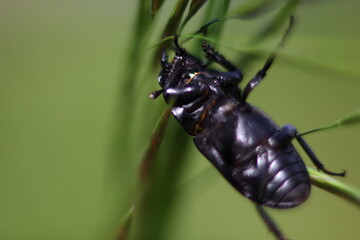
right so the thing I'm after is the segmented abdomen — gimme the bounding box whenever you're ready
[232,145,310,208]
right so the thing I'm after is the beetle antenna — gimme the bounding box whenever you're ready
[240,16,294,104]
[149,89,164,99]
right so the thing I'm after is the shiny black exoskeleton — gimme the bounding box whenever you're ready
[150,34,345,208]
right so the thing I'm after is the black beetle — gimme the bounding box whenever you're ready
[150,24,345,208]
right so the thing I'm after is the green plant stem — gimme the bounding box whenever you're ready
[117,206,135,240]
[308,167,360,208]
[139,107,172,181]
[118,165,360,240]
[299,124,338,136]
[300,109,360,136]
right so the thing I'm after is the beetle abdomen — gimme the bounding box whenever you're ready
[232,146,310,208]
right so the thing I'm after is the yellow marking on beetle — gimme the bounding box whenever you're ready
[194,100,217,134]
[184,72,208,84]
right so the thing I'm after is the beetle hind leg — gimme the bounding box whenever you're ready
[269,124,346,177]
[295,134,346,177]
[255,204,289,240]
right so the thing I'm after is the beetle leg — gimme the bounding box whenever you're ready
[295,134,346,177]
[240,54,275,104]
[201,41,243,87]
[255,204,288,240]
[212,71,243,87]
[201,41,238,71]
[268,124,345,176]
[163,82,210,106]
[268,125,297,149]
[240,16,294,104]
[173,34,187,55]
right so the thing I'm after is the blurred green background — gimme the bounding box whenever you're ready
[0,1,359,240]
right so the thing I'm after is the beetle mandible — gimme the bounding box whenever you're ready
[150,20,345,208]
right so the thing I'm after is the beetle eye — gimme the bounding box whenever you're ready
[158,73,167,88]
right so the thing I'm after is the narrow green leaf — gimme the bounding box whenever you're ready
[180,0,208,31]
[139,108,171,181]
[201,0,230,39]
[250,0,300,45]
[300,108,360,136]
[162,0,191,38]
[237,0,301,68]
[308,167,360,208]
[337,108,360,126]
[153,0,190,63]
[117,206,135,240]
[278,51,360,81]
[183,0,230,56]
[192,18,225,35]
[151,0,166,15]
[123,0,154,92]
[229,0,282,19]
[132,111,191,240]
[109,1,156,235]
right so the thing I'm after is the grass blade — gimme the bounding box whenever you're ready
[180,0,208,31]
[237,0,301,67]
[123,0,154,93]
[132,125,191,240]
[151,0,166,15]
[106,0,156,235]
[308,167,360,208]
[229,0,282,19]
[201,0,230,39]
[162,0,190,36]
[154,0,190,59]
[249,0,300,45]
[117,206,135,240]
[139,108,171,181]
[300,109,360,136]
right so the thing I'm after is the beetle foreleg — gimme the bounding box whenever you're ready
[201,41,239,71]
[173,34,185,54]
[201,41,243,87]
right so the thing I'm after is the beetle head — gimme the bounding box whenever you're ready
[158,53,204,89]
[151,36,207,99]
